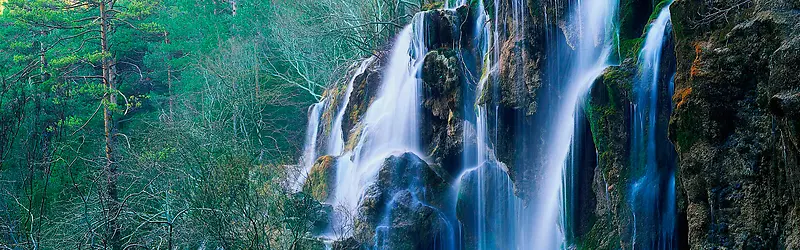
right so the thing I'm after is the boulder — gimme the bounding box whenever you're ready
[303,155,337,202]
[421,49,466,175]
[352,152,453,248]
[374,190,452,249]
[769,91,800,117]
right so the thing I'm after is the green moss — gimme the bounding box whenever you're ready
[585,103,619,153]
[422,1,444,10]
[620,37,644,62]
[303,156,336,201]
[618,0,638,40]
[619,0,674,63]
[675,113,701,154]
[575,217,620,250]
[578,65,639,249]
[648,0,673,24]
[585,76,623,164]
[527,0,543,19]
[603,67,634,100]
[619,0,649,42]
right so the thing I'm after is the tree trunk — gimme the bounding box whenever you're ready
[165,31,174,120]
[99,1,120,249]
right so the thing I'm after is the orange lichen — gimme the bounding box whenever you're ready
[690,42,704,78]
[673,87,693,109]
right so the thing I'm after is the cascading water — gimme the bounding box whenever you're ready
[292,57,376,192]
[457,0,619,248]
[534,0,617,248]
[454,0,524,247]
[327,57,377,156]
[629,3,677,249]
[326,13,428,238]
[296,0,633,248]
[293,101,326,192]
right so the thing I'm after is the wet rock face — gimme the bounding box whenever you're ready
[313,56,383,154]
[481,0,566,202]
[770,91,800,117]
[303,155,338,202]
[670,0,800,248]
[768,36,800,118]
[579,19,679,247]
[353,152,452,248]
[455,162,518,250]
[376,191,451,249]
[422,9,459,49]
[497,36,541,115]
[421,49,465,175]
[342,55,384,151]
[582,63,636,249]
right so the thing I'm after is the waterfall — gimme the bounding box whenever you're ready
[293,101,326,192]
[454,0,619,248]
[292,56,375,192]
[629,4,677,249]
[453,0,526,248]
[326,13,428,238]
[327,57,377,156]
[533,0,617,248]
[297,0,627,248]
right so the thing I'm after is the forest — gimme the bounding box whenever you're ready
[2,0,799,249]
[0,0,421,248]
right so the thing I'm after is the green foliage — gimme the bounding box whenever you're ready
[0,0,374,248]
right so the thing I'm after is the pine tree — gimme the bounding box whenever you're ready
[2,0,158,248]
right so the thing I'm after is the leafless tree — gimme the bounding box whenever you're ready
[266,0,423,100]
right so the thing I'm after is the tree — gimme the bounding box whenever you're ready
[0,0,409,248]
[2,0,158,248]
[266,0,421,100]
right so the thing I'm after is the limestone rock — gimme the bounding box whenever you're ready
[353,152,453,248]
[303,155,337,202]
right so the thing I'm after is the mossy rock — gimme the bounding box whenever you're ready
[302,155,337,202]
[578,64,637,249]
[343,55,384,147]
[496,34,542,115]
[422,1,444,11]
[421,49,467,174]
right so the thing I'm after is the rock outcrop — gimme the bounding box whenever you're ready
[421,48,468,175]
[303,155,338,202]
[670,0,800,248]
[580,63,636,249]
[354,152,453,248]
